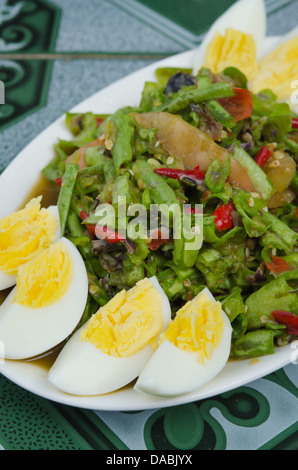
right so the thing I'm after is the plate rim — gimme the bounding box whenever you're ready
[0,35,294,411]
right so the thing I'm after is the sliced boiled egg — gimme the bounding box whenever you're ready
[0,197,60,290]
[250,27,298,111]
[192,0,266,75]
[0,237,88,360]
[134,287,232,398]
[203,27,258,82]
[48,276,171,396]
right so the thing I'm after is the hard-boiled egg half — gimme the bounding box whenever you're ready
[0,197,60,290]
[48,276,171,396]
[134,288,232,398]
[192,0,266,76]
[192,0,298,112]
[251,27,298,112]
[0,237,88,360]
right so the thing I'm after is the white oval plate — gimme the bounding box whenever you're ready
[0,37,294,411]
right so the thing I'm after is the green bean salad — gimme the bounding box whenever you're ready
[42,65,298,359]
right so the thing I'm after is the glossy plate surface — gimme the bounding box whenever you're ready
[0,37,293,411]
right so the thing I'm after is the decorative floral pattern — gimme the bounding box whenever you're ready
[0,0,60,129]
[143,388,270,450]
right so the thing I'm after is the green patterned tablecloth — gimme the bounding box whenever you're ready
[0,0,297,451]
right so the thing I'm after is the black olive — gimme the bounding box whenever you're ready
[164,72,196,95]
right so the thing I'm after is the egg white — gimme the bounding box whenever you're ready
[0,205,60,291]
[134,288,232,398]
[48,276,171,396]
[192,0,266,74]
[0,270,17,292]
[0,237,88,360]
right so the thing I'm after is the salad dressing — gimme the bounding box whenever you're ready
[0,288,12,306]
[23,174,59,208]
[23,346,62,371]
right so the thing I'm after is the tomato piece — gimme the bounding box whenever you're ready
[95,225,125,243]
[272,310,298,336]
[54,177,62,187]
[265,256,291,274]
[65,137,104,170]
[96,116,103,127]
[217,87,253,122]
[213,200,235,231]
[148,229,171,251]
[80,211,97,238]
[254,146,271,167]
[80,211,88,220]
[80,210,125,242]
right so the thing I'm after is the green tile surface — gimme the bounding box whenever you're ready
[0,0,297,451]
[131,0,237,35]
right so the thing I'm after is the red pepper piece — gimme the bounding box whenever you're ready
[182,169,206,179]
[272,310,298,336]
[96,116,103,127]
[292,118,298,129]
[154,167,205,180]
[265,256,291,274]
[54,177,63,187]
[217,87,253,122]
[254,146,272,167]
[213,200,235,231]
[80,211,125,243]
[148,229,171,251]
[184,206,203,215]
[80,210,97,238]
[80,211,88,220]
[154,168,180,178]
[95,225,125,243]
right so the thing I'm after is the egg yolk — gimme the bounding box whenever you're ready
[204,28,258,81]
[251,35,298,102]
[0,197,58,275]
[14,241,72,308]
[162,291,224,364]
[80,278,163,358]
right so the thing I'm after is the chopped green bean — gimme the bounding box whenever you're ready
[103,159,116,181]
[79,163,105,176]
[132,159,180,211]
[84,146,105,167]
[58,163,79,236]
[157,82,234,114]
[88,272,110,306]
[78,294,99,327]
[111,113,135,168]
[67,210,92,259]
[232,330,282,358]
[112,172,133,206]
